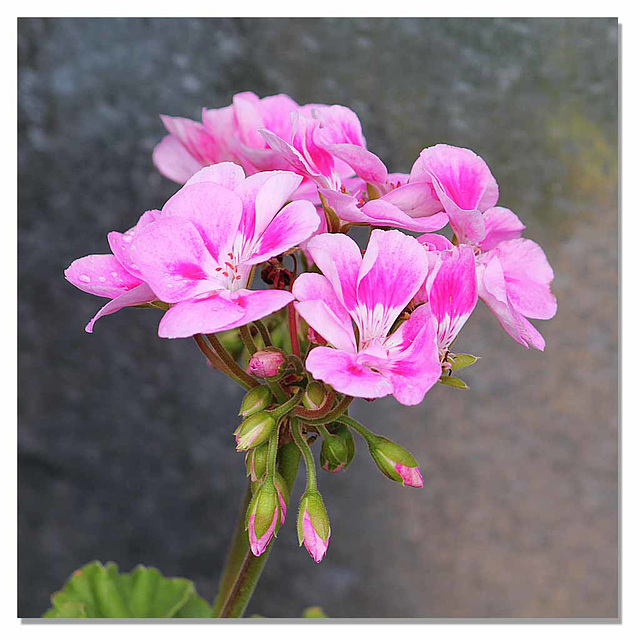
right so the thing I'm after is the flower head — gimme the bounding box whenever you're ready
[293,230,441,405]
[133,163,319,338]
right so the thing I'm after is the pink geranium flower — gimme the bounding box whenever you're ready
[293,230,441,406]
[64,211,161,332]
[410,144,499,244]
[475,209,556,350]
[153,92,308,183]
[260,104,388,191]
[132,163,319,339]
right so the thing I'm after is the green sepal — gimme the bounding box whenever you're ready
[438,375,469,389]
[449,353,479,371]
[297,490,330,546]
[43,561,212,618]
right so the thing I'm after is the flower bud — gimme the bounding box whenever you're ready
[368,436,423,488]
[239,386,273,418]
[235,412,276,451]
[297,490,331,563]
[245,442,269,482]
[320,425,355,473]
[247,348,286,379]
[273,472,289,525]
[302,381,327,411]
[245,479,281,556]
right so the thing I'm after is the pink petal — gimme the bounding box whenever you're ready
[107,209,162,279]
[85,283,157,333]
[326,144,388,185]
[65,254,143,298]
[232,92,267,148]
[417,233,455,251]
[253,171,304,240]
[152,135,204,184]
[246,199,319,266]
[479,207,526,251]
[305,346,394,400]
[305,233,363,312]
[427,245,478,348]
[157,293,246,339]
[219,289,294,331]
[293,273,356,352]
[184,162,246,190]
[356,230,429,337]
[248,509,279,557]
[380,181,443,218]
[317,189,370,225]
[162,181,243,263]
[302,510,330,563]
[395,464,424,488]
[134,217,221,303]
[160,115,221,166]
[359,199,449,233]
[259,128,319,180]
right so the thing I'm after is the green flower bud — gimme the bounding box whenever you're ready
[320,425,355,473]
[235,412,276,451]
[239,386,273,418]
[245,442,269,482]
[302,382,327,411]
[368,436,423,488]
[245,479,281,556]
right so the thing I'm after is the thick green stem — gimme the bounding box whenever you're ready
[335,414,377,445]
[206,332,259,390]
[253,320,273,347]
[214,442,301,618]
[193,335,253,391]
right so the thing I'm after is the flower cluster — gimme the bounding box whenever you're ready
[65,92,557,563]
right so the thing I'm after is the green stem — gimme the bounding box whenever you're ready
[293,388,336,420]
[253,320,273,347]
[193,335,252,391]
[211,482,252,616]
[269,391,302,421]
[214,442,301,618]
[206,332,259,390]
[299,395,353,426]
[290,417,317,491]
[335,414,377,445]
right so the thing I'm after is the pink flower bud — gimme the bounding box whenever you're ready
[368,436,424,488]
[246,480,281,557]
[235,412,276,451]
[247,348,286,379]
[394,463,424,488]
[297,491,331,563]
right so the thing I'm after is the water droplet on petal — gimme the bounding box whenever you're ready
[79,275,90,283]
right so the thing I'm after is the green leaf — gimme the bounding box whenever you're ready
[449,353,479,371]
[43,561,212,618]
[438,375,469,390]
[302,606,328,618]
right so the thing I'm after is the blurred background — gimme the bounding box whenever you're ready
[18,18,618,618]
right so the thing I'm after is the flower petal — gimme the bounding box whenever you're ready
[356,230,429,338]
[327,144,388,185]
[162,181,243,263]
[85,283,157,333]
[479,206,526,251]
[65,254,143,298]
[305,347,394,400]
[246,199,319,266]
[152,135,204,184]
[134,217,220,303]
[293,273,356,352]
[305,233,362,312]
[220,289,294,331]
[184,162,246,191]
[359,199,449,233]
[107,209,162,279]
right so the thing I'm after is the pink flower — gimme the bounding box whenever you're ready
[395,463,424,488]
[415,235,478,353]
[260,105,388,191]
[410,144,499,244]
[247,348,286,379]
[64,210,161,332]
[133,162,319,338]
[153,92,308,183]
[293,230,441,406]
[318,172,449,234]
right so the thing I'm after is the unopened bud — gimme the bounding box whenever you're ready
[245,479,281,556]
[239,386,273,418]
[247,348,286,379]
[302,382,327,411]
[235,412,276,451]
[368,436,423,488]
[245,443,269,482]
[320,425,355,473]
[297,490,331,563]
